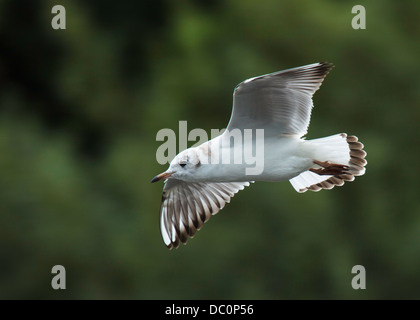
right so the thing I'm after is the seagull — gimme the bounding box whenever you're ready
[151,62,367,249]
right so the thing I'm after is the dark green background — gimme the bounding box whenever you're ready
[1,0,419,299]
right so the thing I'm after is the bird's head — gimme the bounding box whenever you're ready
[151,148,201,183]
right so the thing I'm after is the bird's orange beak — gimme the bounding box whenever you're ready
[151,171,174,183]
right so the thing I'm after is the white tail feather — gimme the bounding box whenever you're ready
[290,133,366,193]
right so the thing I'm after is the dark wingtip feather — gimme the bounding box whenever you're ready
[319,61,335,70]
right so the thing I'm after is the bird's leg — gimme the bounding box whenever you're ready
[309,160,349,176]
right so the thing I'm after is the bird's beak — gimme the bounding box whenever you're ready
[151,171,174,183]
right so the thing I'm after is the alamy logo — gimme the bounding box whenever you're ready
[51,5,66,30]
[351,265,366,289]
[156,121,264,175]
[51,265,66,290]
[351,5,366,30]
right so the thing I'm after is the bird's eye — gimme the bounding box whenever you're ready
[180,162,187,168]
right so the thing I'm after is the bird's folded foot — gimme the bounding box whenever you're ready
[309,160,349,176]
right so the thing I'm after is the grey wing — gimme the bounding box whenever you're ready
[159,179,252,249]
[226,62,333,137]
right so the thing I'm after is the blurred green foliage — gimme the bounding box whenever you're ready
[1,0,420,299]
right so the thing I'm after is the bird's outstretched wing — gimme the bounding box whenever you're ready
[160,179,252,249]
[226,62,333,137]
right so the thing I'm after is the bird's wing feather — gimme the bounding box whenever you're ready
[160,179,252,249]
[225,62,333,138]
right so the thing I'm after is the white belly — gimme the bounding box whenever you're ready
[192,135,313,182]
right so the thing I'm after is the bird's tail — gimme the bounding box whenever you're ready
[290,133,367,192]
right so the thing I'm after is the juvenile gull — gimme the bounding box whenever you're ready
[152,62,367,249]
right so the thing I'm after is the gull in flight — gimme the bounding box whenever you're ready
[152,62,367,249]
